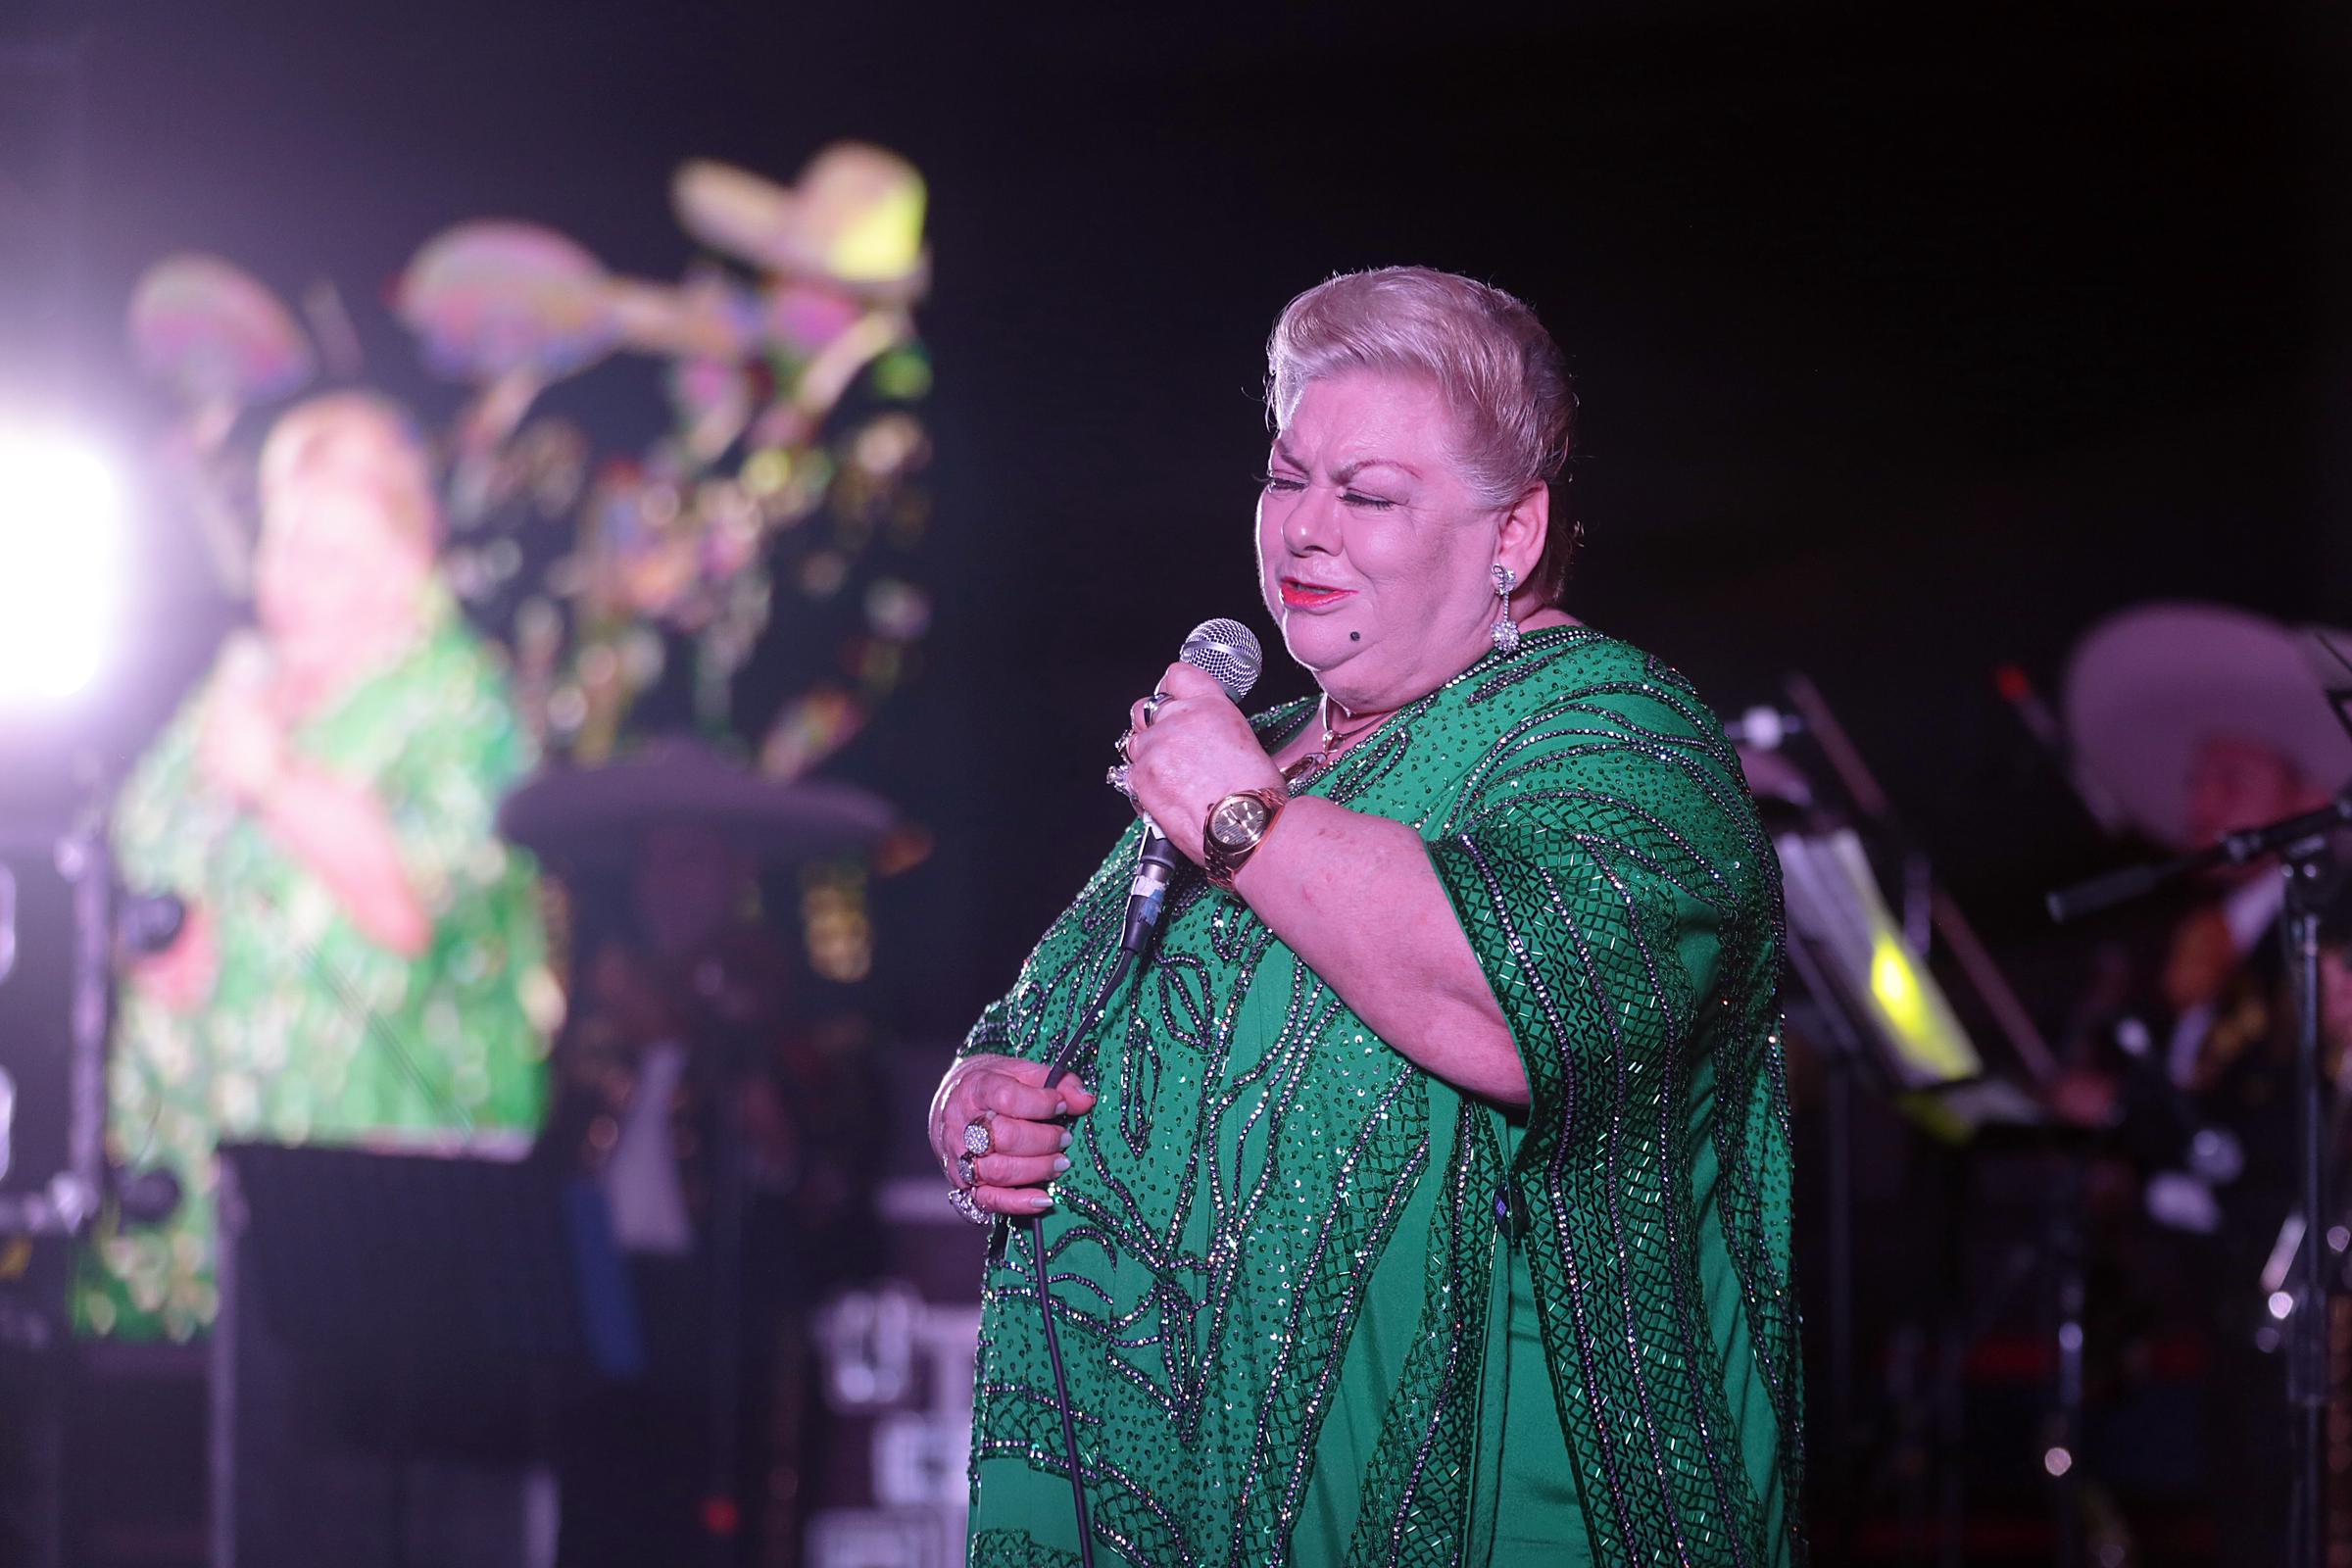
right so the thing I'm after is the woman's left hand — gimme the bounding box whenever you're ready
[1120,662,1285,864]
[930,1053,1098,1217]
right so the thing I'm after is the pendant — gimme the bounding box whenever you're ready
[1281,753,1327,793]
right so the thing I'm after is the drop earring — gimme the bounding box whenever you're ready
[1490,563,1520,655]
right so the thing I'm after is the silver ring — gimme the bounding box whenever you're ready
[1142,691,1167,726]
[1116,727,1135,761]
[956,1152,977,1187]
[1106,762,1134,800]
[962,1117,994,1157]
[947,1187,990,1227]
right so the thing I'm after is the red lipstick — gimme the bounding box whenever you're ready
[1279,578,1353,610]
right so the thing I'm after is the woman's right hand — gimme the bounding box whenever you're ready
[929,1052,1096,1216]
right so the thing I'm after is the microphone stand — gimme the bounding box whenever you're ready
[2048,790,2352,1568]
[1013,617,1258,1565]
[0,809,117,1243]
[1018,825,1177,1568]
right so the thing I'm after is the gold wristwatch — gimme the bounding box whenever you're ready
[1201,787,1288,892]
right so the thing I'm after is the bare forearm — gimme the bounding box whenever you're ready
[1231,799,1530,1107]
[254,763,431,957]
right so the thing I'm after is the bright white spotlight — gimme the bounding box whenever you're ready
[0,429,124,707]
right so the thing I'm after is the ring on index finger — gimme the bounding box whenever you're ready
[1141,690,1168,726]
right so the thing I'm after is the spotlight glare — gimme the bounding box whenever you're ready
[0,430,124,707]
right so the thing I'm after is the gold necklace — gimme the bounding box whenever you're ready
[1277,628,1565,793]
[1281,692,1386,790]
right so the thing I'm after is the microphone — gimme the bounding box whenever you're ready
[1992,662,2129,835]
[114,1163,183,1226]
[1723,707,1804,751]
[1118,618,1262,955]
[119,891,186,957]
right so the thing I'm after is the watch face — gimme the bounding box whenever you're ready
[1209,794,1267,848]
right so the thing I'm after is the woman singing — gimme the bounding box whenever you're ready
[75,393,555,1342]
[932,268,1800,1564]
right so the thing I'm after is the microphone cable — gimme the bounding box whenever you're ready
[1009,615,1262,1567]
[1025,944,1136,1568]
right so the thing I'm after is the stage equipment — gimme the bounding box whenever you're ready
[1788,676,2061,1086]
[1114,617,1260,955]
[2308,627,2352,746]
[212,1141,636,1568]
[1779,828,1979,1092]
[1756,674,2069,1565]
[0,802,169,1568]
[0,811,122,1244]
[1722,704,1806,752]
[2051,788,2352,1568]
[0,427,123,708]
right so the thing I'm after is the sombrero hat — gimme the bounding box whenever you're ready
[499,734,893,870]
[2062,602,2352,850]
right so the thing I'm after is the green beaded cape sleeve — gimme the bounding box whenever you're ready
[1422,634,1801,1562]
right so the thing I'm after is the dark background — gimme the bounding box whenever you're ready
[5,1,2348,1042]
[4,0,2350,1557]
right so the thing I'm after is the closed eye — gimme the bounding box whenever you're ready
[1257,470,1305,494]
[1340,491,1396,511]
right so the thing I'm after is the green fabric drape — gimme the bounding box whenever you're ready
[964,626,1801,1565]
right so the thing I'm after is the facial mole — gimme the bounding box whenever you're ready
[1349,631,1361,641]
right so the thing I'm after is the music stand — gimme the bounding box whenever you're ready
[213,1141,638,1568]
[1763,677,2063,1563]
[1777,827,2044,1138]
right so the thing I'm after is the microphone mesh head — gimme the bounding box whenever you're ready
[1181,617,1263,703]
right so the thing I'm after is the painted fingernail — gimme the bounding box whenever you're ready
[1054,1155,1072,1173]
[1058,1129,1073,1151]
[1027,1192,1054,1211]
[1054,1098,1069,1116]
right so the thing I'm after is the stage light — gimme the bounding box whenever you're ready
[1865,931,1975,1080]
[0,427,124,707]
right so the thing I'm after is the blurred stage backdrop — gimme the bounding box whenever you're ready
[2,2,2351,1566]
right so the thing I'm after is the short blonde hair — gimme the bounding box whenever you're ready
[1266,267,1579,602]
[257,391,440,551]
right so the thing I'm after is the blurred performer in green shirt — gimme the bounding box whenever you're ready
[75,392,558,1342]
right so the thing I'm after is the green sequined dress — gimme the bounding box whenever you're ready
[72,596,557,1342]
[963,626,1801,1566]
